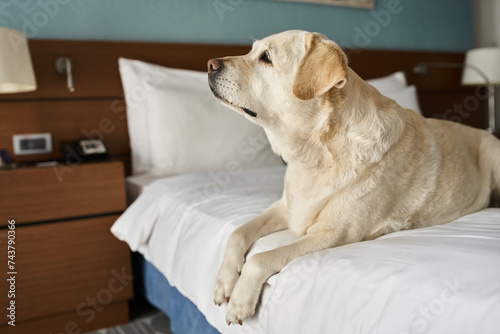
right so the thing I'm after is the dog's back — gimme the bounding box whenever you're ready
[415,117,500,225]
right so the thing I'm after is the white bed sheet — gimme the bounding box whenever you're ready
[112,166,500,334]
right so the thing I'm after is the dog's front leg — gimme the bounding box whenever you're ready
[214,200,287,307]
[225,229,342,325]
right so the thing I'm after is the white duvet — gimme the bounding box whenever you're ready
[111,166,500,334]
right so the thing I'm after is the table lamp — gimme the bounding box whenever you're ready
[0,26,37,94]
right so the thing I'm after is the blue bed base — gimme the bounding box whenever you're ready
[133,252,220,334]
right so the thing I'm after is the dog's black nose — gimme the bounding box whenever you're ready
[208,58,223,74]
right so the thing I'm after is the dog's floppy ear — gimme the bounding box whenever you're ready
[293,33,348,100]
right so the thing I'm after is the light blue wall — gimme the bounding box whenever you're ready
[0,0,473,51]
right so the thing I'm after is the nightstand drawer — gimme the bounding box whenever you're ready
[1,302,129,334]
[0,214,133,325]
[0,161,126,225]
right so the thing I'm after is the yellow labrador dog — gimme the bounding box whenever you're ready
[207,30,500,325]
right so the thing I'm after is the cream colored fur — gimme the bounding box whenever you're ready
[207,30,500,325]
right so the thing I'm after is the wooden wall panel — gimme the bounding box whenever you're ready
[0,39,473,100]
[0,40,251,100]
[0,39,491,173]
[419,91,488,128]
[347,48,467,90]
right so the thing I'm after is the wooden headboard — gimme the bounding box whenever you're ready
[0,39,486,174]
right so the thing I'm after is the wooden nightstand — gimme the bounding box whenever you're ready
[0,161,133,334]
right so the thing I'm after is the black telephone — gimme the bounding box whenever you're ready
[62,139,110,163]
[0,149,14,167]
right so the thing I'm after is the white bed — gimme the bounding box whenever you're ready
[112,58,500,333]
[113,166,500,334]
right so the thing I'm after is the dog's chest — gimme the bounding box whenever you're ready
[284,167,344,236]
[284,165,374,236]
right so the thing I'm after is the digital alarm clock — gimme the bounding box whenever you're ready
[12,133,53,156]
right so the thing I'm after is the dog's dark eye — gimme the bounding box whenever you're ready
[259,50,272,64]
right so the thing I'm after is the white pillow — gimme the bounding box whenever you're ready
[119,58,156,174]
[366,71,422,115]
[366,71,407,95]
[119,58,283,176]
[387,85,423,115]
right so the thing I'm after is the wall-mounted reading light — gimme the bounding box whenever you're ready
[55,56,75,92]
[0,26,37,94]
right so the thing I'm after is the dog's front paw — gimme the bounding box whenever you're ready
[225,281,259,325]
[214,262,241,306]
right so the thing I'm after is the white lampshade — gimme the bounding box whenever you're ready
[0,27,37,93]
[461,47,500,85]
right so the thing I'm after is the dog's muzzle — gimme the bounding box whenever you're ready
[207,58,258,118]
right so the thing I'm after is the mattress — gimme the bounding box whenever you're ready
[113,166,500,334]
[134,252,219,334]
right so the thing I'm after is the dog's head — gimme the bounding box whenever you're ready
[207,30,348,132]
[208,30,405,166]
